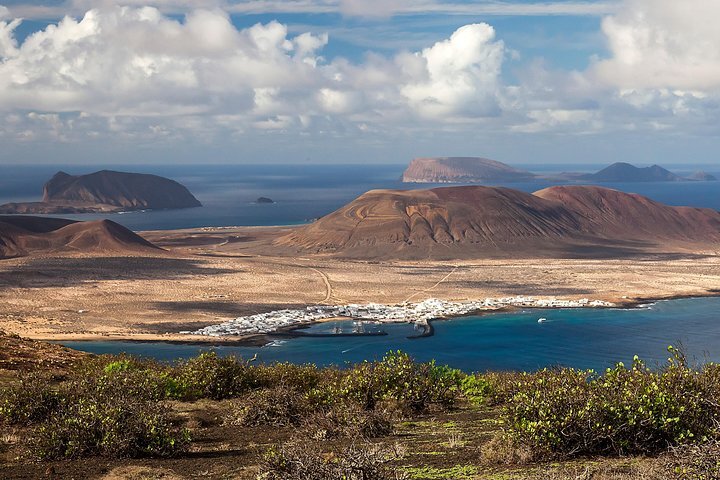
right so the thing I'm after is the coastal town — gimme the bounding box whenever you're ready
[190,297,615,337]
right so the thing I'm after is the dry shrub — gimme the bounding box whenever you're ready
[669,441,720,479]
[228,385,311,427]
[306,402,393,440]
[480,432,538,465]
[29,374,190,460]
[259,441,406,480]
[0,373,61,426]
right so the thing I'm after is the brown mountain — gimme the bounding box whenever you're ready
[276,185,720,259]
[0,216,162,259]
[401,157,536,183]
[0,170,201,214]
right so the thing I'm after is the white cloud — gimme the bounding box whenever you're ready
[0,7,509,146]
[591,0,720,92]
[2,0,720,160]
[400,23,504,118]
[0,7,328,117]
[0,9,20,59]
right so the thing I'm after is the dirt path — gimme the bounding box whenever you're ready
[309,267,333,303]
[402,265,459,303]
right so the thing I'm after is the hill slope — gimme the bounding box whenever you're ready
[0,216,162,259]
[401,157,536,183]
[276,185,720,259]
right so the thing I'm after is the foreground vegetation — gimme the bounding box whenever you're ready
[1,341,720,479]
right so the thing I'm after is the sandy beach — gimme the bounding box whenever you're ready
[0,225,718,344]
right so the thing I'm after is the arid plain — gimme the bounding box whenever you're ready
[1,224,718,344]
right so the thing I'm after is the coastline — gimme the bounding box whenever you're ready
[41,292,720,348]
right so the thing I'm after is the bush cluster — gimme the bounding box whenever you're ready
[501,348,720,457]
[0,367,190,460]
[0,349,462,460]
[335,351,462,413]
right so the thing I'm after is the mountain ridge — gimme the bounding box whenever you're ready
[276,185,720,259]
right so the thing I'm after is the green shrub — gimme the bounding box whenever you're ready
[171,352,258,400]
[337,351,461,413]
[459,374,493,405]
[503,349,720,458]
[255,362,325,392]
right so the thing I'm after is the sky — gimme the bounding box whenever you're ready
[0,0,719,165]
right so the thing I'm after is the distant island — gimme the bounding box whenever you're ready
[687,171,718,181]
[255,197,275,204]
[0,170,202,214]
[276,184,720,259]
[401,157,537,183]
[572,162,682,182]
[401,158,716,184]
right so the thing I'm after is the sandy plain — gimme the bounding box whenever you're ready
[0,225,718,344]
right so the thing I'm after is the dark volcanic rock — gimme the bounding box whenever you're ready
[401,157,536,183]
[276,185,720,259]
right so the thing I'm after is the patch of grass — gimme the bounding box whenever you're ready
[402,464,479,480]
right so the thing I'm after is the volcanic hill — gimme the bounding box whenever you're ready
[0,170,202,214]
[276,185,720,259]
[401,157,536,183]
[0,216,162,259]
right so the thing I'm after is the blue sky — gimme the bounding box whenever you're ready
[0,0,718,165]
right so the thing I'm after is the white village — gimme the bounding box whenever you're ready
[190,297,615,337]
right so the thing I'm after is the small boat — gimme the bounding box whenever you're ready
[537,317,547,323]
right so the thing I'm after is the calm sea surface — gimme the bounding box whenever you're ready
[1,163,719,231]
[60,297,720,372]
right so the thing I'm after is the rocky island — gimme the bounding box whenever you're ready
[401,157,536,183]
[0,170,202,214]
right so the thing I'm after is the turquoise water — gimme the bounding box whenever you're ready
[60,297,720,372]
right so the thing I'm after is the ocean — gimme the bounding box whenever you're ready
[59,297,720,372]
[1,163,719,231]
